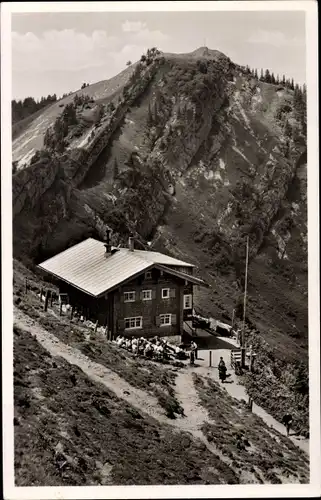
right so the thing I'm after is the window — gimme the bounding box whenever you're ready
[124,291,135,302]
[160,314,171,326]
[145,271,152,279]
[142,290,152,301]
[162,288,170,299]
[184,294,192,309]
[125,317,142,329]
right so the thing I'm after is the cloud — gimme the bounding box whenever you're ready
[12,26,172,98]
[122,20,146,33]
[247,29,304,48]
[133,28,169,45]
[12,29,120,73]
[12,27,170,74]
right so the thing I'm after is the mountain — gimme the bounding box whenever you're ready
[12,47,308,430]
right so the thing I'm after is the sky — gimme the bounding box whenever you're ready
[11,10,306,101]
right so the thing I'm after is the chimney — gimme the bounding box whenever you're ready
[104,228,112,256]
[128,235,134,252]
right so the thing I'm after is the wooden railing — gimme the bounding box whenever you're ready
[183,320,196,336]
[230,349,242,368]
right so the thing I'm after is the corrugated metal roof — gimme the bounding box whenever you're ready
[157,265,207,287]
[127,249,194,267]
[38,238,197,297]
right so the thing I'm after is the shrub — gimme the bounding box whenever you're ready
[12,161,18,174]
[107,102,115,114]
[154,388,184,419]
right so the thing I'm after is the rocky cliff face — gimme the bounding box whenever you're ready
[12,48,307,361]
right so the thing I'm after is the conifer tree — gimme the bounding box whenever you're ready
[302,83,306,98]
[264,69,271,83]
[153,101,158,124]
[293,84,306,130]
[284,139,290,158]
[147,102,153,126]
[260,68,264,81]
[113,158,119,179]
[254,68,258,79]
[284,119,292,138]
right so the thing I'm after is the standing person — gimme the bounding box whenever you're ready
[190,341,195,366]
[218,356,225,369]
[218,357,227,383]
[192,340,198,360]
[282,414,293,437]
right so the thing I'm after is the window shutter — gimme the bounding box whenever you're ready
[152,289,156,300]
[171,314,177,325]
[140,291,143,300]
[156,316,161,326]
[170,288,176,298]
[118,319,124,330]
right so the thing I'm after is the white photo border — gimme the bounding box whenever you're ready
[1,1,319,499]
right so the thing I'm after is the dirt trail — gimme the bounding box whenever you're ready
[194,349,309,455]
[170,368,234,468]
[13,309,237,471]
[14,309,167,424]
[14,308,309,461]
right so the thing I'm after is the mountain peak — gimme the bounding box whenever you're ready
[190,46,227,59]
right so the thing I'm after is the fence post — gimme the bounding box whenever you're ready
[40,287,43,302]
[209,350,212,367]
[70,306,74,320]
[241,347,246,368]
[44,290,50,312]
[50,291,53,307]
[231,308,235,329]
[94,320,98,333]
[59,300,63,316]
[249,345,253,371]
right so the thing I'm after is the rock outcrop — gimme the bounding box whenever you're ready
[12,48,307,358]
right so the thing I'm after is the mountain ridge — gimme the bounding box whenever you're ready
[12,47,309,481]
[12,46,307,362]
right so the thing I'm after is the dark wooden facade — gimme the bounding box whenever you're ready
[58,266,194,339]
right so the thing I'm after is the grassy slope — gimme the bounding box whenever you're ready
[75,61,308,364]
[14,261,309,485]
[15,326,237,486]
[14,262,185,420]
[193,374,309,484]
[12,105,53,141]
[12,64,137,165]
[12,51,308,441]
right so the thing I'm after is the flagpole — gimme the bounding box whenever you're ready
[241,235,249,367]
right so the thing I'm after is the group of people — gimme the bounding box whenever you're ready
[114,335,188,361]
